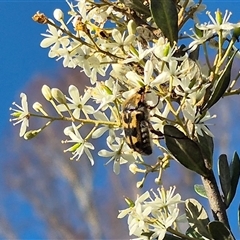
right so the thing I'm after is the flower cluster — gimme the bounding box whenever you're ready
[118,186,184,239]
[10,1,240,175]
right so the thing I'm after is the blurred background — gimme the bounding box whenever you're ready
[1,1,240,239]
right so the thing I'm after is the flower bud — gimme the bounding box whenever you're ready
[129,163,138,174]
[32,102,43,112]
[53,9,64,21]
[127,19,136,35]
[136,180,144,188]
[24,130,40,140]
[155,178,162,185]
[51,88,67,104]
[41,85,52,101]
[124,197,135,207]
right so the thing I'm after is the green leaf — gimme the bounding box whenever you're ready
[194,184,208,198]
[150,0,178,45]
[226,152,240,207]
[197,129,214,167]
[185,199,211,239]
[208,221,235,240]
[164,125,208,176]
[202,51,237,111]
[218,154,231,202]
[186,227,205,239]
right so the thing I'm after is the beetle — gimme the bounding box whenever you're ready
[122,86,161,155]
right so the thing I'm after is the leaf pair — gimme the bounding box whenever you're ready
[218,152,240,208]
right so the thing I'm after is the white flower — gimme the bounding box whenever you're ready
[149,208,179,240]
[118,191,151,236]
[151,60,184,87]
[63,123,95,165]
[88,54,109,84]
[103,29,136,54]
[197,10,236,37]
[73,45,92,75]
[113,29,135,47]
[90,78,121,111]
[10,93,30,137]
[146,187,182,240]
[111,63,132,83]
[76,0,88,22]
[87,2,110,23]
[57,85,94,119]
[186,27,214,52]
[153,38,186,63]
[182,100,216,137]
[124,41,153,64]
[92,111,117,141]
[98,136,136,174]
[128,203,152,236]
[118,192,150,219]
[125,71,143,88]
[40,22,70,58]
[148,186,183,209]
[55,45,79,68]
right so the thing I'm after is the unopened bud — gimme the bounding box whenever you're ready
[136,180,144,188]
[124,197,135,207]
[127,19,136,35]
[24,130,40,140]
[53,9,64,21]
[155,177,162,185]
[42,85,52,101]
[129,163,138,174]
[51,88,67,104]
[32,102,43,112]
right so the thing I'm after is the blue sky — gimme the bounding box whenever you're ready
[1,1,68,137]
[1,0,240,239]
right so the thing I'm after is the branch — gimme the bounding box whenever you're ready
[201,169,230,229]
